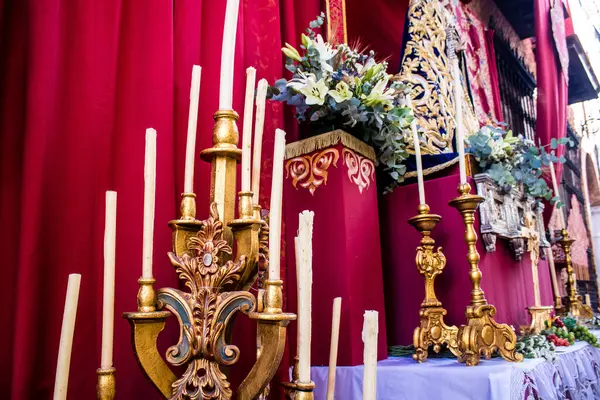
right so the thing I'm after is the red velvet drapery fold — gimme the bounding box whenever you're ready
[0,1,320,398]
[484,29,504,123]
[535,0,568,163]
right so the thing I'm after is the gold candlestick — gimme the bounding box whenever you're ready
[96,368,116,400]
[282,358,315,400]
[557,229,593,318]
[408,204,459,362]
[449,183,523,366]
[123,110,296,399]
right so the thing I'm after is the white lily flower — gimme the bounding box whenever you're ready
[313,34,337,73]
[328,81,353,103]
[362,75,395,107]
[287,72,329,105]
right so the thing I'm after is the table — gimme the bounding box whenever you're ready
[311,333,600,400]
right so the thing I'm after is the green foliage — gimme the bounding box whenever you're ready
[466,125,572,204]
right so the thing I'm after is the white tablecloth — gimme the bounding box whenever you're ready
[310,332,600,400]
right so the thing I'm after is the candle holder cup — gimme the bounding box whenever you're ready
[282,358,315,400]
[119,109,296,400]
[556,229,593,319]
[408,204,460,362]
[449,183,523,366]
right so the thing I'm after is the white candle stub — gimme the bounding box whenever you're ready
[326,297,342,400]
[184,65,202,194]
[251,79,269,205]
[142,128,157,279]
[362,310,378,400]
[53,274,82,400]
[296,210,315,384]
[101,191,117,369]
[453,59,467,185]
[267,129,287,281]
[242,67,256,193]
[219,0,241,110]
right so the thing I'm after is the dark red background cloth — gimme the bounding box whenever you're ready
[380,175,554,346]
[535,0,568,180]
[283,141,388,366]
[0,0,321,398]
[345,0,410,72]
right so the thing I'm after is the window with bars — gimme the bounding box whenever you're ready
[493,32,537,140]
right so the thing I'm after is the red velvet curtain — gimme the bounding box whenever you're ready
[0,0,320,398]
[535,0,568,163]
[484,29,504,123]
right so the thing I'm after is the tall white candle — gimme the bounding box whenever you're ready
[218,0,241,110]
[268,129,287,280]
[184,65,202,194]
[407,97,426,205]
[242,67,256,192]
[326,297,342,400]
[251,79,269,204]
[142,128,157,278]
[297,210,315,383]
[362,310,379,400]
[101,191,117,369]
[545,247,561,303]
[53,274,82,400]
[585,293,592,306]
[549,161,566,229]
[453,59,467,185]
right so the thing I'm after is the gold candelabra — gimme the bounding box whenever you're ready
[408,204,459,362]
[449,183,523,366]
[557,229,593,319]
[95,109,301,399]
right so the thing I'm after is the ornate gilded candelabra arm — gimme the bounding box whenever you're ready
[408,204,459,362]
[557,229,593,319]
[449,183,522,366]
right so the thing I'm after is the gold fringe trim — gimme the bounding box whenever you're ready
[404,156,460,179]
[285,130,376,161]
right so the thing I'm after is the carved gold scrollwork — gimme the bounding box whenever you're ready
[285,149,339,195]
[157,204,257,400]
[342,148,375,193]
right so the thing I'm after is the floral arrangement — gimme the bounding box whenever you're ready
[270,13,415,191]
[465,125,573,204]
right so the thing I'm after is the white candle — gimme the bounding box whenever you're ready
[407,97,425,205]
[546,247,561,303]
[101,191,117,369]
[294,236,302,357]
[218,0,241,110]
[549,161,566,229]
[251,79,269,204]
[242,67,256,192]
[453,59,467,185]
[326,297,342,400]
[362,310,379,400]
[184,65,202,194]
[53,274,82,400]
[585,293,592,306]
[268,129,286,280]
[297,210,315,383]
[531,260,541,307]
[142,128,157,278]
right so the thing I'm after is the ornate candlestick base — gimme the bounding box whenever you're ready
[408,204,459,362]
[281,358,315,400]
[557,229,594,319]
[449,183,523,366]
[527,306,553,334]
[96,367,116,400]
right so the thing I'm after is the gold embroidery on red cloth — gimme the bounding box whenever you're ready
[325,0,348,45]
[285,149,340,195]
[342,148,375,194]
